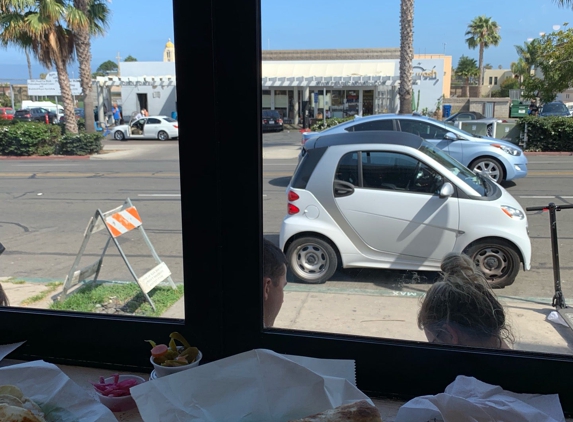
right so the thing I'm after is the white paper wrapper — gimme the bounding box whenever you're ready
[131,348,372,422]
[395,375,565,422]
[0,360,117,422]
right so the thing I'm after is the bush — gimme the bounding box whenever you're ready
[0,122,60,156]
[516,116,573,152]
[310,116,354,131]
[57,132,103,155]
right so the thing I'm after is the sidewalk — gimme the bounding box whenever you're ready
[4,278,573,355]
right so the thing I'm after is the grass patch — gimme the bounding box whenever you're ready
[20,282,63,306]
[7,279,26,284]
[49,282,184,317]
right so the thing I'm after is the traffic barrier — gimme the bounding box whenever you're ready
[58,198,176,311]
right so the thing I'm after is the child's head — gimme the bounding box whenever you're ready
[418,252,512,348]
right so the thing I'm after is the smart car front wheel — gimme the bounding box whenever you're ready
[464,239,520,288]
[286,237,338,284]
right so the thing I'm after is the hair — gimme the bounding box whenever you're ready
[263,238,287,286]
[0,283,8,306]
[418,252,513,348]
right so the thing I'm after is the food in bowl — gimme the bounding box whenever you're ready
[0,384,47,421]
[146,331,199,367]
[92,374,145,412]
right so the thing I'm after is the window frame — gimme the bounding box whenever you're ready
[1,0,573,415]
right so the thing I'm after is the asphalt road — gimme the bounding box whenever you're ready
[262,129,573,303]
[1,132,573,307]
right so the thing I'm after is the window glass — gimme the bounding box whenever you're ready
[147,118,161,124]
[399,119,449,139]
[348,119,394,132]
[335,152,359,185]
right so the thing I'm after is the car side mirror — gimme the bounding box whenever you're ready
[439,182,455,198]
[444,132,457,141]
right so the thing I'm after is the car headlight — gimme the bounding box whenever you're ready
[501,205,525,220]
[490,143,521,156]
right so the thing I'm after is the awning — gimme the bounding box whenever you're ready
[95,75,176,87]
[261,75,422,87]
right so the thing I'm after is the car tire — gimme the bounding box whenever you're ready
[286,237,338,284]
[157,130,169,141]
[469,157,505,183]
[114,130,125,141]
[51,116,58,124]
[486,124,493,137]
[464,239,520,288]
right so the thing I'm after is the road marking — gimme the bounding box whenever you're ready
[137,194,181,197]
[528,171,573,176]
[520,196,557,199]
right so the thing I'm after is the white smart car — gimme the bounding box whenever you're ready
[113,116,179,141]
[280,130,531,288]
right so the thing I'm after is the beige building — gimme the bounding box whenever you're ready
[163,39,175,62]
[482,69,514,97]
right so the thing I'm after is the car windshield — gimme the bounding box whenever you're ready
[4,109,14,115]
[418,141,486,196]
[542,103,568,113]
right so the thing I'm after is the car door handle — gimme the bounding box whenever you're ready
[333,180,355,197]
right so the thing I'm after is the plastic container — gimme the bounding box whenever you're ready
[442,104,452,118]
[94,375,146,412]
[150,348,202,378]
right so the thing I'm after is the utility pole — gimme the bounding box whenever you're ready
[116,52,122,76]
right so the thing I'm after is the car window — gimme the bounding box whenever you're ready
[457,113,474,121]
[399,119,449,140]
[335,152,360,186]
[163,117,177,123]
[345,119,394,132]
[360,151,441,193]
[543,103,567,113]
[147,118,161,124]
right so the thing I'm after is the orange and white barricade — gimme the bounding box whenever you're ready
[59,198,176,311]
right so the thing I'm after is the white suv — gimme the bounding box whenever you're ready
[280,130,531,288]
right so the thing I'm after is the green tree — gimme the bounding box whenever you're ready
[523,27,573,102]
[0,0,78,133]
[398,0,414,114]
[510,58,527,86]
[514,39,542,76]
[465,15,501,87]
[73,0,110,134]
[124,55,137,62]
[491,77,520,97]
[456,55,479,97]
[96,59,117,74]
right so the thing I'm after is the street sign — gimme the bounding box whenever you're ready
[27,72,82,96]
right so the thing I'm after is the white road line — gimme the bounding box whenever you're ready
[137,194,181,197]
[519,196,555,199]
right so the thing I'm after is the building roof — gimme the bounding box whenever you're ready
[262,48,400,61]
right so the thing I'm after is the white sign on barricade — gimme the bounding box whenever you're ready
[59,198,176,311]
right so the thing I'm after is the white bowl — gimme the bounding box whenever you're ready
[150,348,202,378]
[94,374,146,412]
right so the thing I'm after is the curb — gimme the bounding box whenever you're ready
[524,151,573,156]
[0,155,91,160]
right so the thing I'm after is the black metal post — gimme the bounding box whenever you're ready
[548,203,567,308]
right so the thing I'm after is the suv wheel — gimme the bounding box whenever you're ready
[464,239,520,288]
[286,237,338,284]
[469,157,505,183]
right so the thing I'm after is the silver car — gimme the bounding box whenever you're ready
[281,130,531,288]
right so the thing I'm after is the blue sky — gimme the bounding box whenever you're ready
[0,0,572,81]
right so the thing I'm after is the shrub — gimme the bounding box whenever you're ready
[57,132,103,155]
[311,116,354,131]
[0,122,60,156]
[516,116,573,152]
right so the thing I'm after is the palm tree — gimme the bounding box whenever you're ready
[456,55,479,97]
[465,15,501,87]
[72,0,110,133]
[554,0,573,7]
[398,0,414,114]
[0,0,78,133]
[514,39,542,77]
[510,58,528,86]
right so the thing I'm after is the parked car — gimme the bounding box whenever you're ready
[262,110,283,132]
[539,101,571,117]
[14,107,59,124]
[0,107,14,120]
[444,111,505,137]
[59,108,86,123]
[112,116,178,140]
[300,114,527,183]
[280,130,531,288]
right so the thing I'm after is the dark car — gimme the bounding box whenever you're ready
[14,107,59,124]
[262,110,283,132]
[59,108,86,123]
[539,101,571,117]
[0,107,14,120]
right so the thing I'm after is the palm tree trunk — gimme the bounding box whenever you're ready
[25,49,33,79]
[464,77,469,97]
[74,0,95,133]
[478,43,484,87]
[399,0,414,114]
[54,58,78,134]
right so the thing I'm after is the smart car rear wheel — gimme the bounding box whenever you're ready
[286,237,338,284]
[158,130,169,141]
[114,130,125,141]
[464,239,520,288]
[469,157,505,183]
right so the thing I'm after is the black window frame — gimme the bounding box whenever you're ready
[2,0,573,415]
